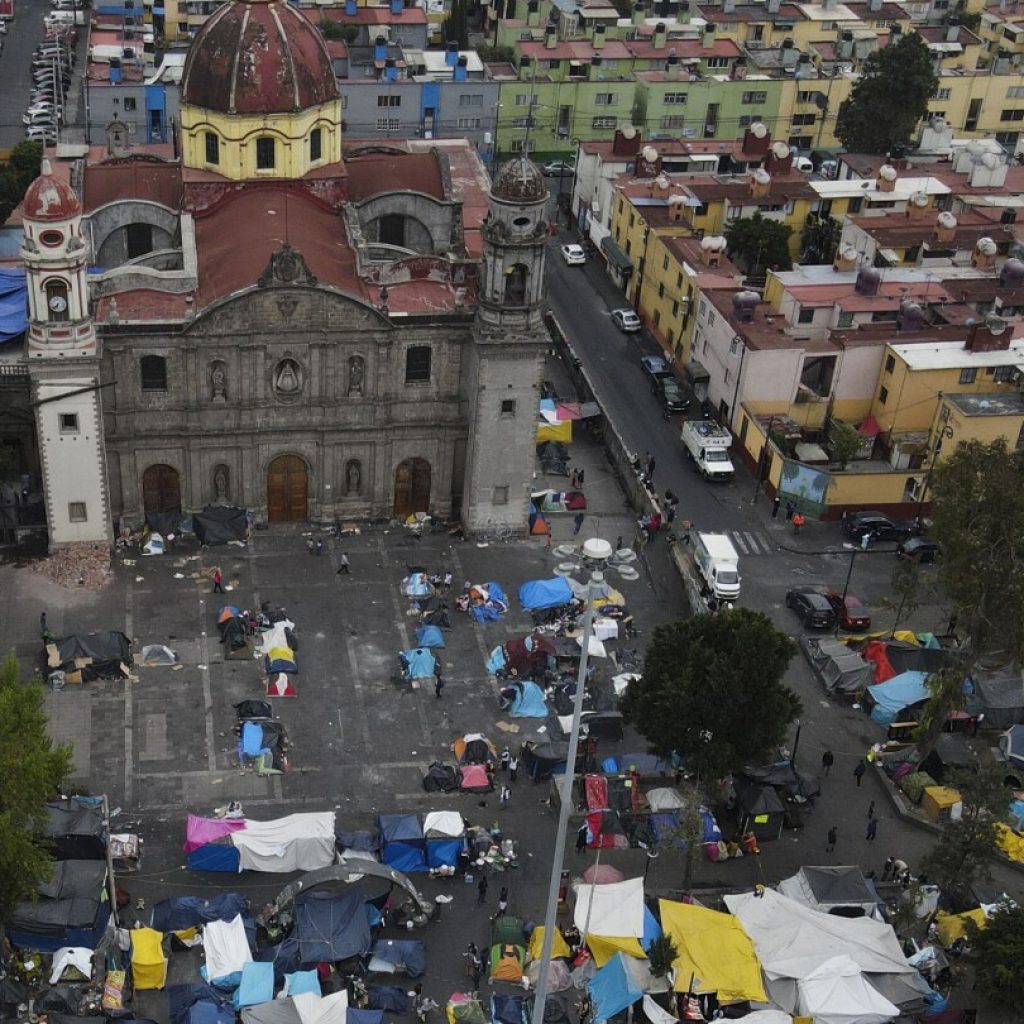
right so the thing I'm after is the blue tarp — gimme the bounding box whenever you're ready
[367,987,408,1014]
[233,962,273,1010]
[254,936,301,982]
[240,721,270,759]
[486,646,506,674]
[601,753,676,774]
[349,1011,385,1024]
[283,971,320,997]
[0,268,28,343]
[186,845,241,873]
[152,894,249,932]
[868,670,930,725]
[378,814,423,842]
[264,653,297,674]
[491,995,526,1024]
[519,577,573,611]
[588,953,645,1023]
[168,986,233,1024]
[415,625,445,648]
[403,573,432,597]
[469,581,509,624]
[369,939,427,978]
[294,888,372,963]
[426,837,464,869]
[378,814,427,873]
[641,905,661,952]
[509,680,548,718]
[401,648,437,679]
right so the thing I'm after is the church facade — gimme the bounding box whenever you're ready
[12,0,548,547]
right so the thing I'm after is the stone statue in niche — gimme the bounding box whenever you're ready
[345,459,362,496]
[213,464,230,504]
[274,357,302,398]
[348,355,364,396]
[211,361,227,402]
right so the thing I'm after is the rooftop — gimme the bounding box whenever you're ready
[892,337,1024,370]
[663,234,740,277]
[845,209,1005,250]
[694,2,804,22]
[946,390,1024,416]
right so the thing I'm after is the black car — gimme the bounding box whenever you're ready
[657,378,689,414]
[897,537,940,563]
[785,588,837,629]
[841,510,917,543]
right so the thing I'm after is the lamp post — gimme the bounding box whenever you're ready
[914,423,954,525]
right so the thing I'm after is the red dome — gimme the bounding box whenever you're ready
[23,159,82,222]
[181,0,338,115]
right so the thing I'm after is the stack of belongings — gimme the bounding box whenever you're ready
[402,572,434,599]
[45,631,132,684]
[257,618,299,697]
[465,582,509,625]
[218,607,249,653]
[453,734,497,793]
[531,490,587,514]
[235,700,289,775]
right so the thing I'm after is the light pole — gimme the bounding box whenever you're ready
[914,423,954,525]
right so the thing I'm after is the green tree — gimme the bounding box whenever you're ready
[970,902,1024,1008]
[835,33,938,154]
[828,420,863,470]
[920,765,1004,907]
[0,653,73,921]
[620,610,800,780]
[801,215,842,265]
[444,0,469,50]
[318,19,358,42]
[913,666,967,749]
[646,934,679,979]
[724,213,793,276]
[0,140,43,226]
[928,438,1024,670]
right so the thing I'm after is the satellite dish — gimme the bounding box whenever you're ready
[621,124,637,139]
[641,145,658,163]
[751,122,768,139]
[771,141,790,159]
[879,164,897,181]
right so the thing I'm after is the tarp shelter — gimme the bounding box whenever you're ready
[537,441,569,475]
[489,944,526,983]
[587,953,651,1023]
[531,490,587,514]
[0,267,28,342]
[146,508,184,539]
[468,582,510,625]
[400,649,437,679]
[491,994,526,1024]
[918,734,977,783]
[152,894,250,933]
[131,928,168,990]
[658,899,766,1003]
[526,926,572,962]
[866,671,930,725]
[193,506,248,545]
[204,915,252,986]
[459,764,494,793]
[234,962,274,1010]
[185,814,335,873]
[240,991,348,1024]
[423,811,466,868]
[168,984,234,1024]
[415,625,445,649]
[970,666,1024,729]
[519,578,574,611]
[935,909,988,947]
[505,680,548,718]
[573,877,645,938]
[522,741,569,781]
[51,631,132,681]
[283,972,321,998]
[368,939,426,978]
[294,888,371,963]
[536,420,572,444]
[778,866,881,918]
[446,995,486,1024]
[742,762,821,802]
[378,814,427,873]
[7,860,110,952]
[44,796,107,861]
[141,644,178,666]
[49,947,94,984]
[422,762,459,793]
[802,638,873,698]
[525,959,572,992]
[796,955,899,1024]
[736,783,786,840]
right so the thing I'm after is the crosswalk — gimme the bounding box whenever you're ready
[726,529,775,556]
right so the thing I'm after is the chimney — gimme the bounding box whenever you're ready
[593,23,605,48]
[345,0,356,14]
[653,21,667,49]
[946,17,959,43]
[545,24,558,48]
[731,56,748,79]
[384,57,399,82]
[445,41,458,66]
[589,54,603,80]
[612,126,642,156]
[390,0,403,14]
[374,34,387,62]
[742,122,770,156]
[454,55,468,82]
[750,168,771,197]
[519,55,533,79]
[868,0,882,10]
[666,52,681,79]
[906,191,929,220]
[965,316,1011,351]
[702,20,715,48]
[632,1,646,25]
[971,237,998,270]
[876,163,897,192]
[701,235,726,266]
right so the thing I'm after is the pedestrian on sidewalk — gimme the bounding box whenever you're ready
[509,755,519,782]
[500,784,511,809]
[212,567,224,594]
[315,538,324,556]
[501,747,511,772]
[434,672,445,699]
[495,887,508,918]
[337,552,351,574]
[307,537,315,554]
[826,826,838,853]
[575,823,588,855]
[573,512,585,536]
[646,453,656,481]
[477,875,488,905]
[571,469,579,489]
[882,856,895,881]
[771,495,781,519]
[615,536,623,551]
[866,815,878,842]
[821,750,834,775]
[867,800,875,819]
[578,469,585,486]
[853,759,867,787]
[785,500,796,522]
[792,512,806,534]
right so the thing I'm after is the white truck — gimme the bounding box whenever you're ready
[681,420,735,480]
[693,532,741,602]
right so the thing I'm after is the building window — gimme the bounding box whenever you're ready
[1008,85,1024,99]
[205,131,219,164]
[510,139,536,153]
[1001,109,1024,121]
[501,398,517,417]
[848,196,864,214]
[457,117,482,129]
[594,92,618,106]
[255,136,276,170]
[661,115,686,129]
[376,117,401,131]
[493,485,509,504]
[878,385,889,405]
[378,94,402,107]
[662,255,670,271]
[124,97,137,111]
[742,90,767,104]
[791,113,816,126]
[934,88,951,100]
[45,280,69,322]
[664,92,687,105]
[592,116,617,129]
[68,502,87,522]
[59,413,79,433]
[405,345,431,383]
[957,366,976,384]
[838,312,854,328]
[706,56,730,68]
[995,131,1020,146]
[738,115,756,127]
[994,365,1015,382]
[653,309,661,327]
[140,354,168,392]
[459,94,484,107]
[797,307,814,324]
[310,128,322,162]
[885,354,895,373]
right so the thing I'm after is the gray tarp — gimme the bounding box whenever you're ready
[241,992,348,1024]
[802,637,873,696]
[9,860,107,934]
[969,666,1024,729]
[294,888,371,963]
[778,866,881,917]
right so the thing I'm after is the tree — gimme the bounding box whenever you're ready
[920,765,1004,907]
[801,215,842,265]
[620,610,800,780]
[828,420,863,470]
[444,0,469,50]
[835,33,938,154]
[723,213,792,277]
[0,653,73,921]
[928,438,1024,670]
[913,665,967,750]
[970,902,1024,1008]
[646,934,679,979]
[319,19,357,42]
[0,140,43,226]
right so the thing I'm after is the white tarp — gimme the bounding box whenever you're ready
[641,995,678,1024]
[797,955,899,1024]
[423,811,465,838]
[731,1013,791,1024]
[256,621,296,656]
[230,813,336,872]
[574,877,645,937]
[723,889,914,981]
[49,947,93,984]
[204,915,252,981]
[242,992,347,1024]
[647,788,685,812]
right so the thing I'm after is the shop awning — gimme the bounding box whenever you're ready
[601,237,633,273]
[686,359,710,384]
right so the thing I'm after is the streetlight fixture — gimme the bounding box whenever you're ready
[531,538,613,1024]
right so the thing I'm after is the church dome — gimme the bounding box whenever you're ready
[181,0,338,115]
[491,157,547,204]
[23,159,81,222]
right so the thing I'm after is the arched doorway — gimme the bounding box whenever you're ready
[393,458,431,518]
[142,464,181,513]
[267,454,308,522]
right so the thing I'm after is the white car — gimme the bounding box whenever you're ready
[611,308,641,333]
[26,126,58,142]
[560,244,586,266]
[23,110,57,126]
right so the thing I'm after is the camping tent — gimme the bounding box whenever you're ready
[866,671,930,725]
[193,506,248,545]
[234,962,274,1010]
[522,741,570,781]
[802,637,874,698]
[152,894,250,933]
[368,939,426,978]
[489,944,526,983]
[518,578,574,611]
[131,928,168,990]
[970,666,1024,729]
[587,953,653,1024]
[185,814,336,873]
[423,811,466,869]
[459,764,494,793]
[378,814,427,873]
[736,783,786,840]
[169,984,235,1024]
[796,955,899,1024]
[294,888,371,963]
[778,866,882,919]
[204,914,252,985]
[504,680,548,718]
[573,877,644,938]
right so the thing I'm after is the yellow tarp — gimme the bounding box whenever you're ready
[584,933,646,967]
[590,587,625,609]
[537,421,572,444]
[935,908,988,947]
[527,926,572,962]
[996,823,1024,864]
[659,899,766,1004]
[130,927,167,990]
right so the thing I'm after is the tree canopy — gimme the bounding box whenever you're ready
[928,438,1024,669]
[724,213,793,276]
[444,0,469,50]
[970,902,1024,1008]
[0,140,43,227]
[835,33,938,155]
[0,653,73,922]
[620,610,800,780]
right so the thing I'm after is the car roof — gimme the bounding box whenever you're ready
[903,536,936,548]
[642,355,666,366]
[793,588,831,607]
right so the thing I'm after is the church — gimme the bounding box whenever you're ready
[7,0,549,546]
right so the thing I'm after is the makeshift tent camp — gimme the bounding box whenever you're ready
[294,888,371,963]
[378,814,427,873]
[49,631,132,682]
[459,764,494,793]
[184,814,336,873]
[802,637,873,698]
[368,939,426,977]
[778,866,882,919]
[796,954,899,1024]
[519,578,574,611]
[152,894,250,933]
[489,944,526,983]
[587,953,654,1023]
[422,811,466,868]
[44,797,107,861]
[7,860,110,952]
[658,900,766,1003]
[865,671,930,726]
[502,680,548,718]
[240,991,349,1024]
[131,928,168,990]
[204,914,252,986]
[193,506,249,545]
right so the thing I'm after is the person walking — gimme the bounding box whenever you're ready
[882,856,895,881]
[771,495,781,519]
[464,944,483,991]
[495,886,509,918]
[434,672,445,699]
[792,511,806,534]
[866,815,878,842]
[477,875,488,906]
[500,747,511,772]
[573,512,585,536]
[867,800,875,819]
[500,784,511,809]
[577,469,585,487]
[337,552,351,575]
[315,538,324,556]
[212,567,224,594]
[853,759,867,787]
[821,750,834,776]
[306,537,315,554]
[575,823,588,855]
[826,826,838,853]
[646,454,656,481]
[509,755,519,782]
[785,500,795,522]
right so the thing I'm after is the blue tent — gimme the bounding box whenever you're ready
[600,753,676,775]
[425,835,464,869]
[233,962,274,1010]
[152,894,249,933]
[0,268,28,344]
[518,577,573,611]
[367,987,408,1013]
[254,936,302,983]
[415,625,446,648]
[509,680,548,718]
[378,814,427,873]
[868,670,930,725]
[185,845,241,873]
[294,888,372,963]
[168,986,233,1024]
[349,1011,385,1024]
[283,971,320,998]
[470,581,509,624]
[491,995,527,1024]
[400,649,437,679]
[587,953,646,1023]
[369,939,427,978]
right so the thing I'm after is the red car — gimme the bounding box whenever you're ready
[824,591,872,631]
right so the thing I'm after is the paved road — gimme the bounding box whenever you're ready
[0,0,51,150]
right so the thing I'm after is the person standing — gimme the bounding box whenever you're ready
[853,759,867,787]
[500,784,511,809]
[576,823,588,855]
[306,537,315,554]
[577,469,585,487]
[509,755,519,782]
[771,495,781,519]
[337,552,351,575]
[315,538,324,556]
[826,825,837,853]
[500,747,511,773]
[212,567,224,594]
[821,750,834,776]
[646,454,656,481]
[495,886,509,917]
[867,800,875,819]
[434,671,445,699]
[785,500,795,522]
[573,512,585,536]
[477,875,488,906]
[882,856,895,881]
[866,815,878,842]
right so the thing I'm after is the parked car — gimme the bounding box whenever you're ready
[26,126,58,142]
[897,537,940,563]
[656,377,689,414]
[823,591,872,631]
[785,588,837,629]
[560,243,586,266]
[611,308,641,333]
[23,110,56,127]
[541,161,575,176]
[841,510,917,543]
[640,354,673,387]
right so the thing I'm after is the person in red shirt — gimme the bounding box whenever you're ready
[212,567,224,593]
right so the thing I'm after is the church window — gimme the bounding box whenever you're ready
[45,280,69,322]
[59,413,79,433]
[40,230,64,247]
[141,355,168,392]
[501,399,517,417]
[405,346,431,383]
[256,136,276,170]
[68,502,87,522]
[126,223,153,260]
[205,132,219,164]
[310,128,323,162]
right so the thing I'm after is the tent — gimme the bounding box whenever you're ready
[378,814,427,873]
[573,877,644,938]
[131,928,168,990]
[503,680,549,718]
[526,926,572,962]
[587,952,651,1023]
[865,671,930,725]
[537,441,569,476]
[152,894,249,933]
[423,811,466,869]
[742,762,821,802]
[525,958,572,992]
[583,905,661,967]
[496,634,556,676]
[467,582,509,625]
[368,939,426,978]
[7,860,110,952]
[294,888,371,963]
[736,783,786,840]
[415,625,446,649]
[234,962,274,1010]
[489,944,526,983]
[185,814,336,873]
[168,984,235,1024]
[446,996,486,1024]
[204,915,252,986]
[969,666,1024,729]
[283,972,321,998]
[657,900,766,1003]
[802,637,873,698]
[141,644,179,666]
[44,797,107,861]
[491,994,527,1024]
[522,741,569,781]
[796,955,899,1024]
[531,490,587,513]
[459,764,494,793]
[453,734,497,764]
[519,578,574,611]
[536,421,572,444]
[778,866,881,918]
[193,506,249,545]
[240,992,348,1024]
[400,648,437,680]
[422,762,459,793]
[50,631,132,682]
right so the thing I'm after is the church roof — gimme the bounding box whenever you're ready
[181,0,338,115]
[23,159,82,222]
[491,157,546,204]
[82,157,183,212]
[345,149,445,202]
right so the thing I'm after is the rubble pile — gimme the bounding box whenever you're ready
[30,543,112,590]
